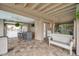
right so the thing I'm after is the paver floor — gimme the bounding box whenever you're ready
[3,38,75,56]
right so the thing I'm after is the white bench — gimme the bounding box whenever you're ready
[48,34,74,55]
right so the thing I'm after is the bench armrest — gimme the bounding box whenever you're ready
[70,38,74,46]
[48,36,52,41]
[69,39,74,55]
[70,40,73,47]
[70,38,74,44]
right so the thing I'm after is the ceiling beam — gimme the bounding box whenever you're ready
[31,3,40,10]
[54,13,74,23]
[46,4,74,15]
[0,3,75,24]
[37,3,50,11]
[50,5,76,16]
[24,3,28,8]
[53,11,75,20]
[54,9,75,16]
[41,4,62,13]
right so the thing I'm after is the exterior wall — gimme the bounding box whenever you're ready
[30,26,35,32]
[28,24,35,32]
[35,20,44,40]
[22,23,29,32]
[22,24,30,31]
[22,23,35,32]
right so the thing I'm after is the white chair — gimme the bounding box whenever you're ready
[48,34,74,55]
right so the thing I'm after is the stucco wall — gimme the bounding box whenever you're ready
[35,20,44,40]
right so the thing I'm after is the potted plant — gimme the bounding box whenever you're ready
[31,24,34,27]
[15,22,20,27]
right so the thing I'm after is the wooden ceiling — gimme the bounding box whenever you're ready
[0,3,76,23]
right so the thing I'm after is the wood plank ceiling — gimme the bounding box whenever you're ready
[0,3,76,23]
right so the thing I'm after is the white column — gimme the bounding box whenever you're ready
[76,20,79,55]
[76,4,79,55]
[35,20,44,40]
[52,23,55,33]
[45,23,49,38]
[73,20,77,50]
[50,23,52,32]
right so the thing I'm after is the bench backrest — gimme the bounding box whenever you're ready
[51,34,72,44]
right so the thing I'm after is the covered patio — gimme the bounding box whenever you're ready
[0,3,79,56]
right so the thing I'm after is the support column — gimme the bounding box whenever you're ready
[76,20,79,55]
[76,4,79,55]
[45,23,49,38]
[73,20,77,50]
[50,23,53,32]
[35,20,44,40]
[52,23,55,33]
